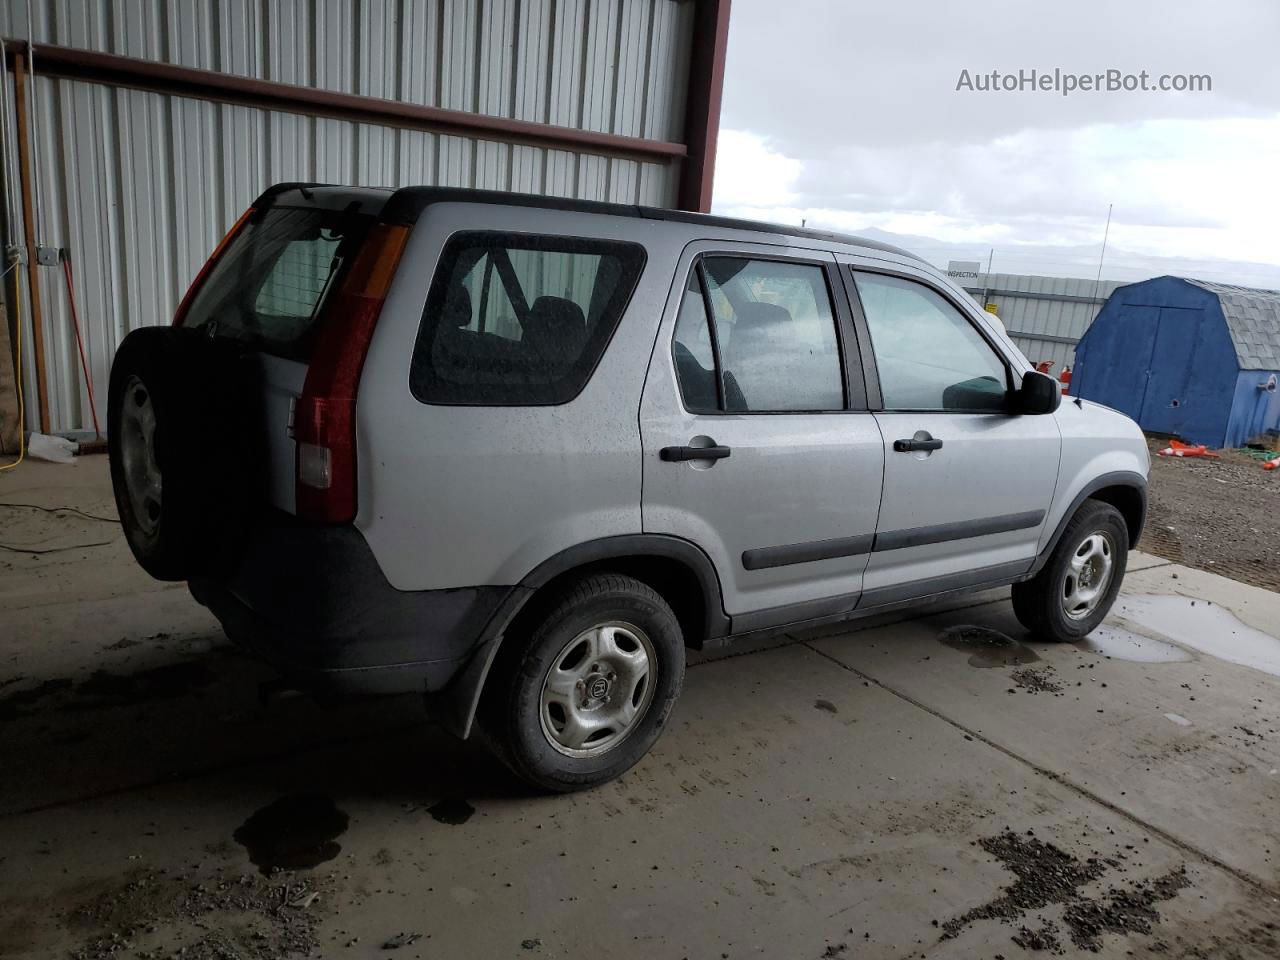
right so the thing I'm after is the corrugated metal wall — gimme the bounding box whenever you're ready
[0,0,693,432]
[962,272,1126,375]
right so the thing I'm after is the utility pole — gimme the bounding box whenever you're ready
[981,248,994,308]
[1092,204,1113,303]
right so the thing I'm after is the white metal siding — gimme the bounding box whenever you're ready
[1,0,693,432]
[963,273,1126,374]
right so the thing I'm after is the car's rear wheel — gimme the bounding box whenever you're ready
[483,573,685,792]
[1011,500,1129,642]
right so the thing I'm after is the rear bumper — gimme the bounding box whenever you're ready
[190,512,513,697]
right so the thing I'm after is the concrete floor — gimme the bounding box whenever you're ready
[2,459,1279,959]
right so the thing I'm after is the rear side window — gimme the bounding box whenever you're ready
[410,232,646,405]
[672,257,845,413]
[183,206,372,361]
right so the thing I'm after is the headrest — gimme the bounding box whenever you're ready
[443,286,473,327]
[525,296,587,362]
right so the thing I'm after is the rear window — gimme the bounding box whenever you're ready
[410,232,646,405]
[182,206,373,361]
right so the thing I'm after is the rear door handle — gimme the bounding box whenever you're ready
[893,438,943,452]
[660,444,731,462]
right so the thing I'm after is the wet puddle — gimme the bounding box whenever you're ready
[0,662,214,719]
[939,625,1040,668]
[234,794,349,874]
[427,797,476,825]
[65,662,215,708]
[0,677,73,720]
[1073,624,1192,663]
[1113,595,1280,677]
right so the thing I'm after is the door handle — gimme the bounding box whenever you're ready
[661,444,732,462]
[893,437,943,452]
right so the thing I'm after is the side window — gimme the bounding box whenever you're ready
[410,233,646,405]
[672,257,844,413]
[853,272,1010,412]
[672,272,719,413]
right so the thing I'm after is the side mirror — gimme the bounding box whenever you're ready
[1015,370,1061,415]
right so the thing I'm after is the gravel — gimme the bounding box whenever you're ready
[69,868,332,960]
[940,829,1190,952]
[1143,440,1280,591]
[1010,666,1064,695]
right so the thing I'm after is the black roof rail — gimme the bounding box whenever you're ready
[376,185,920,261]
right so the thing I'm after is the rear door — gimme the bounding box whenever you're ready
[640,242,885,626]
[1139,307,1201,434]
[838,262,1061,603]
[179,192,380,513]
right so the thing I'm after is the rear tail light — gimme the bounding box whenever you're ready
[295,223,409,523]
[172,207,254,326]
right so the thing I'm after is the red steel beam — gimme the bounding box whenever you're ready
[678,0,732,212]
[12,51,51,434]
[2,40,687,166]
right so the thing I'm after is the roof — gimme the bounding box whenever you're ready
[1185,278,1280,371]
[256,183,920,263]
[385,187,920,260]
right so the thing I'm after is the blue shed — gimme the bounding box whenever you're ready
[1073,276,1280,448]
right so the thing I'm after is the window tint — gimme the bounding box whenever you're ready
[184,206,371,360]
[410,233,645,405]
[854,272,1009,411]
[674,258,843,413]
[672,272,718,412]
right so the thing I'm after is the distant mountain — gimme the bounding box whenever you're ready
[853,227,1280,290]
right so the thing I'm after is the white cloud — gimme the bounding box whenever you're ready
[713,0,1280,287]
[710,130,803,209]
[713,115,1280,283]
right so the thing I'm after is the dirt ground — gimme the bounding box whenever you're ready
[4,459,1280,959]
[1143,439,1280,592]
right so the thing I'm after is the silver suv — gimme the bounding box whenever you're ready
[108,185,1149,791]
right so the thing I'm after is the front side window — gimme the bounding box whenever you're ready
[410,233,645,405]
[853,272,1010,411]
[672,257,844,413]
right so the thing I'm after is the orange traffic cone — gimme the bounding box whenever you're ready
[1157,439,1221,459]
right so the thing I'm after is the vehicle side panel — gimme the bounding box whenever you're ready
[1042,399,1150,553]
[354,205,683,591]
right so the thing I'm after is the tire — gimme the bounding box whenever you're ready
[1012,500,1129,642]
[482,573,686,793]
[107,327,257,581]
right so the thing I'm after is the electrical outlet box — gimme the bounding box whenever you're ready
[36,246,60,266]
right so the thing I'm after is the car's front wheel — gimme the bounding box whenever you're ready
[1011,499,1129,642]
[483,573,685,792]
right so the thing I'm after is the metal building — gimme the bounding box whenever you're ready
[956,272,1125,376]
[0,0,730,436]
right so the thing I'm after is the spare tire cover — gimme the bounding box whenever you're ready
[108,326,259,581]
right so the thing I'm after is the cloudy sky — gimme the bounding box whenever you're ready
[713,0,1280,287]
